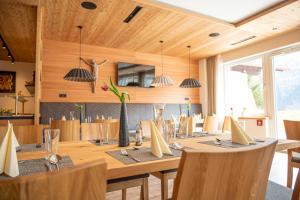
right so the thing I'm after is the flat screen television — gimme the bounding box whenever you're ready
[117,62,155,88]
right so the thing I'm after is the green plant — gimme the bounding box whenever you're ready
[101,77,130,103]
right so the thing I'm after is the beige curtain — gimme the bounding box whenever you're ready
[206,55,220,116]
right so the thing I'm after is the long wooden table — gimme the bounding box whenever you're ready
[17,135,300,179]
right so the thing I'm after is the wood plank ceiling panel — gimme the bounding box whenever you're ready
[0,1,37,62]
[1,0,300,62]
[43,0,300,59]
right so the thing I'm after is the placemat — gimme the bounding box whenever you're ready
[89,137,151,146]
[188,132,217,138]
[198,140,259,148]
[106,147,182,165]
[16,144,45,153]
[0,156,74,180]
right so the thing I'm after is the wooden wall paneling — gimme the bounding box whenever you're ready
[41,40,200,104]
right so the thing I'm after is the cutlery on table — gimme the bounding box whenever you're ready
[214,138,222,145]
[44,162,53,172]
[49,154,60,171]
[170,142,184,150]
[120,149,141,162]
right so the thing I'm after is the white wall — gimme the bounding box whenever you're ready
[0,61,35,114]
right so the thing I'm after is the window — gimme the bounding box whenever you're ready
[224,57,264,116]
[273,50,300,139]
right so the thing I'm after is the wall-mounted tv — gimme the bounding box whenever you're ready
[117,62,155,88]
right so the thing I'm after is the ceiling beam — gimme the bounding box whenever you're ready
[235,0,298,27]
[134,0,235,28]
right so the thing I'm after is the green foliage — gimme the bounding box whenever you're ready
[108,77,130,103]
[247,75,263,109]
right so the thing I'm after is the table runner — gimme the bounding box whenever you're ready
[0,156,73,180]
[106,147,183,165]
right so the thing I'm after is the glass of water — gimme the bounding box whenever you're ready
[100,123,109,144]
[44,129,60,159]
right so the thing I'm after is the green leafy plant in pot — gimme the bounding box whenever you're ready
[101,77,130,147]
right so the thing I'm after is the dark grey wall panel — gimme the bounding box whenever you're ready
[40,102,202,130]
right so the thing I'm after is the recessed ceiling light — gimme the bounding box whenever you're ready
[209,32,220,37]
[81,1,97,10]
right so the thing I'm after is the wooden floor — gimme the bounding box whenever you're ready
[106,152,297,200]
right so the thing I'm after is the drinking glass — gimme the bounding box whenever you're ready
[178,116,189,138]
[164,121,176,144]
[44,129,60,160]
[70,111,75,120]
[100,123,109,144]
[153,104,166,134]
[238,120,246,131]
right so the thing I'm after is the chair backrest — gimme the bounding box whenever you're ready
[81,123,101,140]
[140,120,151,137]
[172,140,277,200]
[0,159,107,200]
[222,116,231,133]
[202,115,218,132]
[284,120,300,140]
[0,125,46,144]
[95,119,119,139]
[51,120,80,141]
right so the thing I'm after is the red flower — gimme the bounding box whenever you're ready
[101,84,109,91]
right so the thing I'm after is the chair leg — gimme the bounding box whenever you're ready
[288,164,293,188]
[122,189,127,200]
[161,175,168,200]
[140,178,149,200]
[288,151,293,188]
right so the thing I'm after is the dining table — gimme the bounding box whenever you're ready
[16,134,300,180]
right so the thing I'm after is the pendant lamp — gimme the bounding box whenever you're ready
[179,46,201,88]
[64,26,95,82]
[151,41,174,87]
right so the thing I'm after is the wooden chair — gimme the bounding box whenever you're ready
[0,125,46,144]
[292,169,300,200]
[81,122,101,140]
[222,116,231,133]
[284,120,300,188]
[202,115,218,133]
[95,119,119,139]
[152,169,177,200]
[172,140,277,200]
[107,174,149,200]
[51,120,80,141]
[0,159,107,200]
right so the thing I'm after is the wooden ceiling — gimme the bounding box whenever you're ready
[0,1,37,62]
[0,0,300,62]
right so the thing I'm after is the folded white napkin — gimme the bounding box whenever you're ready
[61,115,66,120]
[0,122,20,177]
[101,115,105,120]
[231,117,255,145]
[150,121,173,158]
[96,114,99,120]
